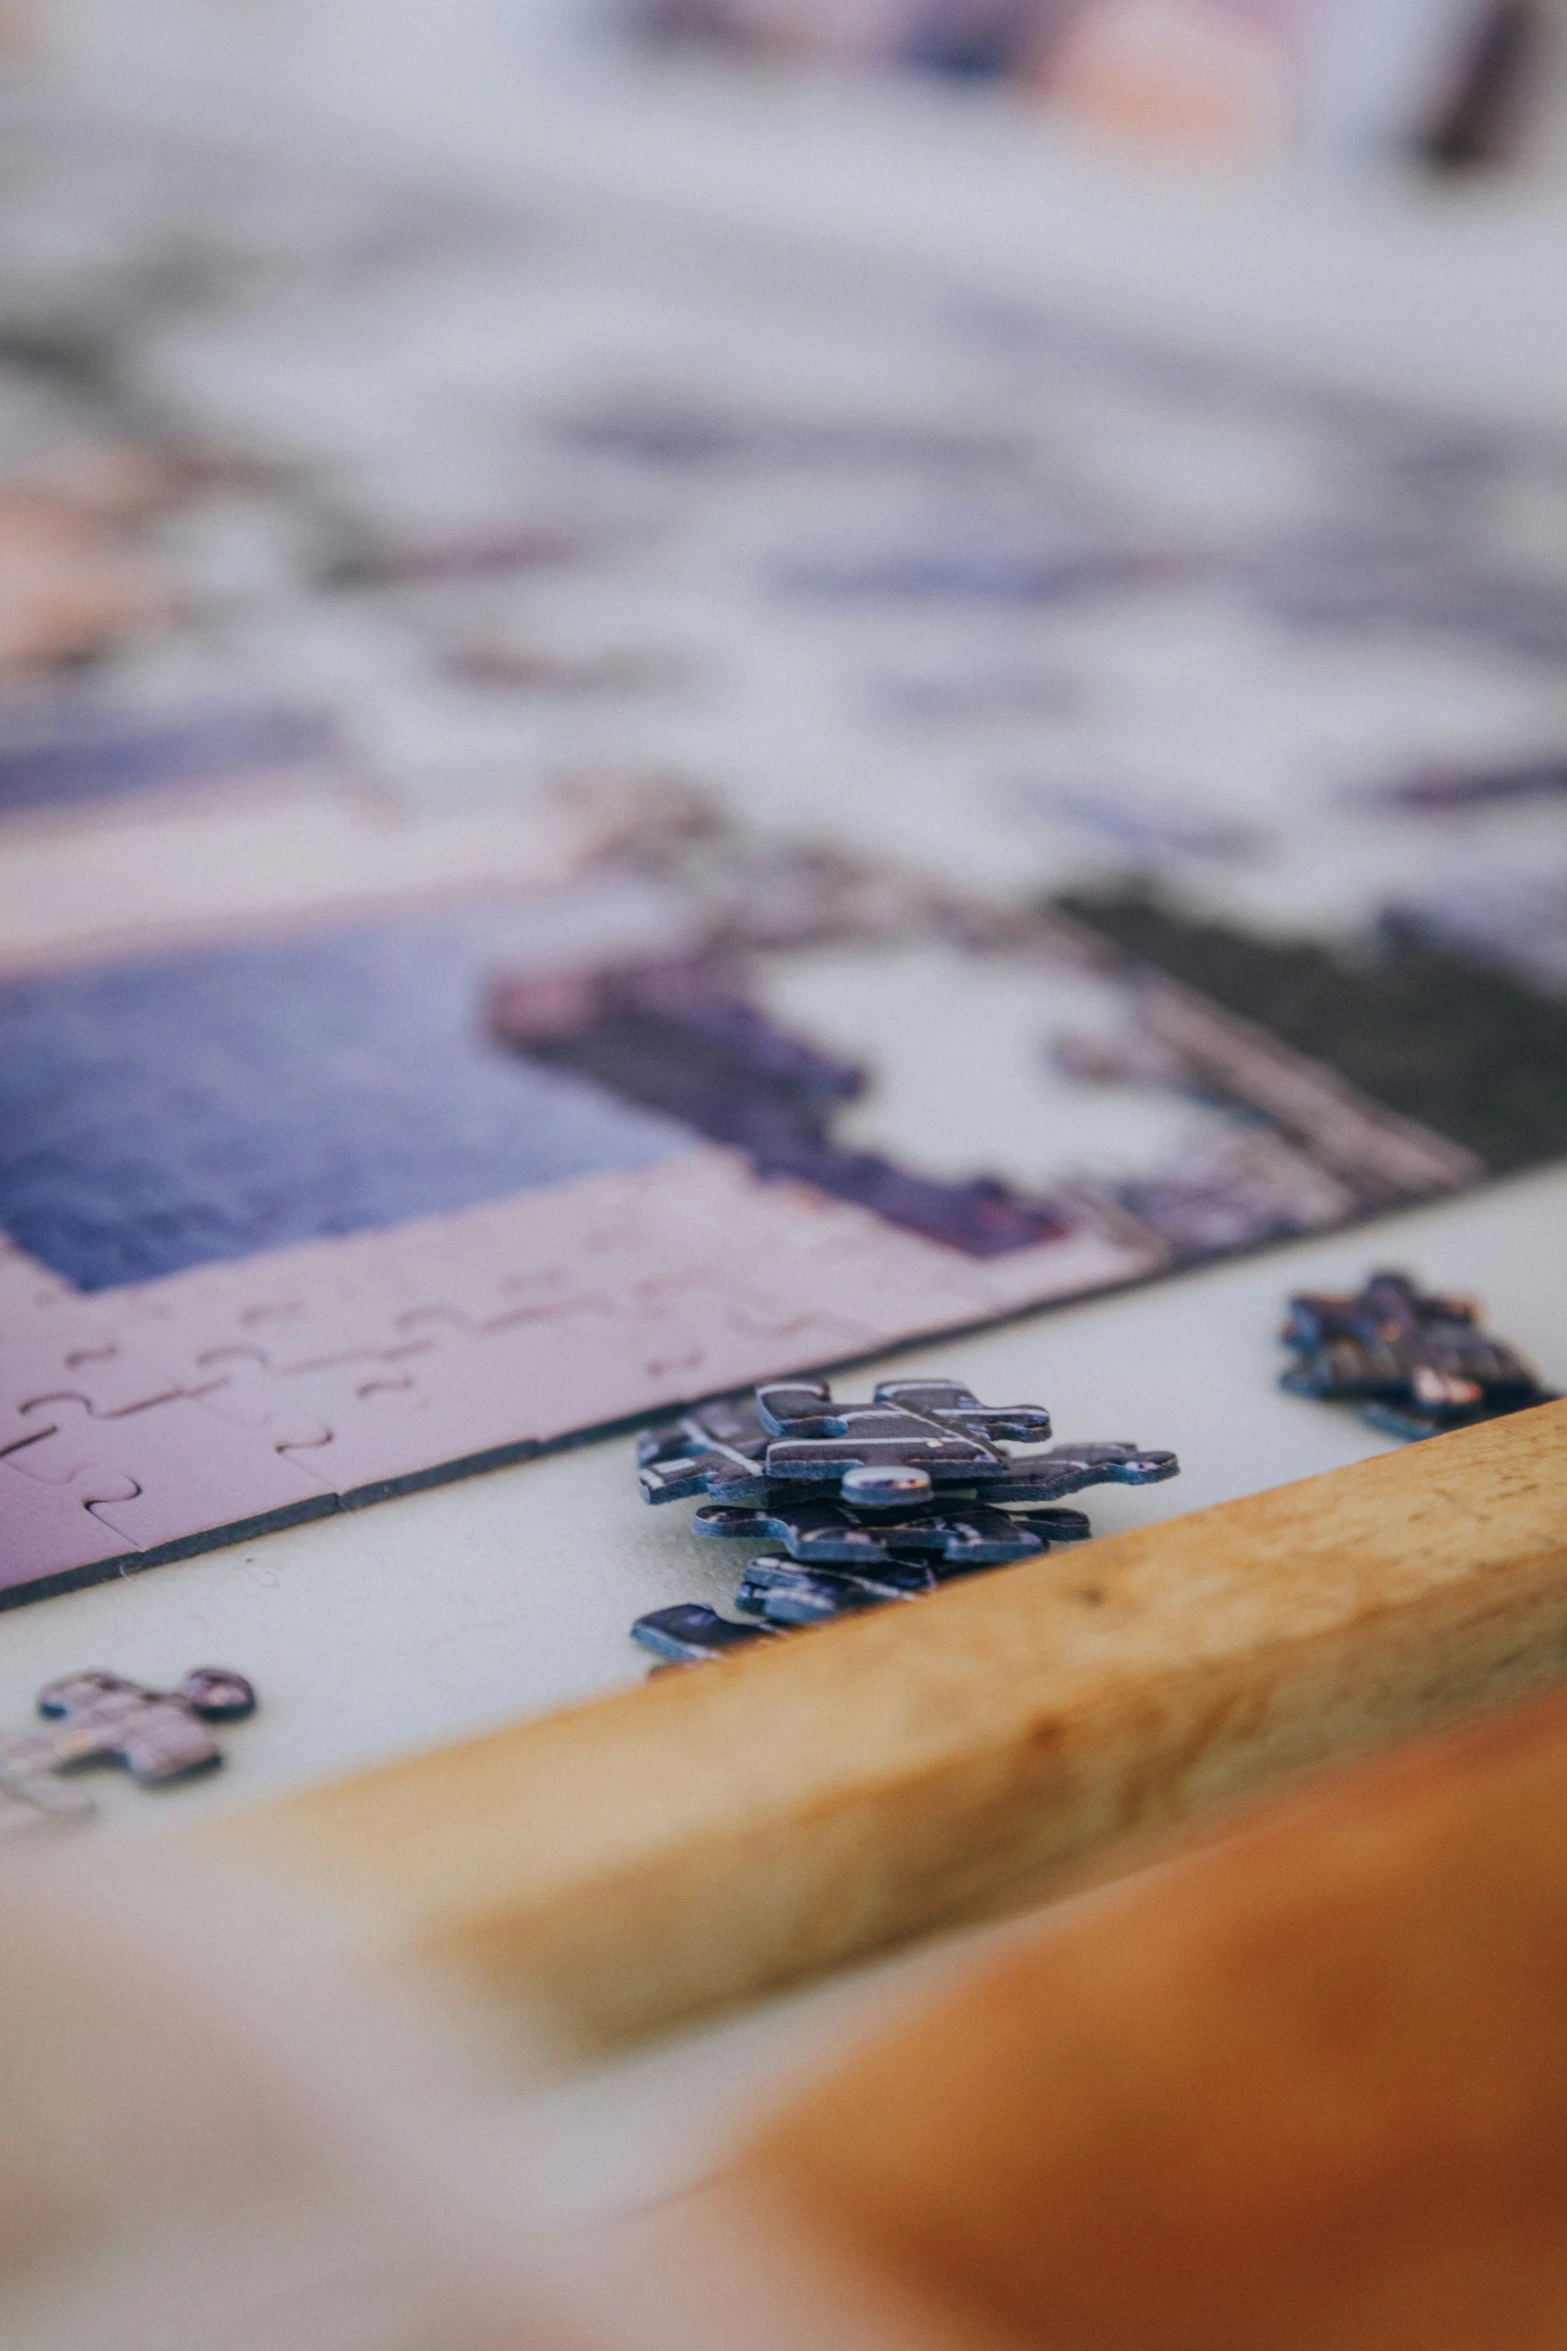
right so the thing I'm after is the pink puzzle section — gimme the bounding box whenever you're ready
[0,1148,1152,1607]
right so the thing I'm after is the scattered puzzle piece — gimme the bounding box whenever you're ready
[1281,1270,1557,1441]
[631,1605,779,1665]
[0,1666,256,1815]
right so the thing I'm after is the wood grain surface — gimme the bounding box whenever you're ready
[739,1682,1567,2351]
[208,1399,1567,2049]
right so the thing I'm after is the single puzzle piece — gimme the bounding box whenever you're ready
[693,1496,1092,1567]
[741,1376,1055,1506]
[631,1604,780,1666]
[0,1281,185,1450]
[0,1452,140,1601]
[1280,1270,1556,1438]
[735,1553,936,1625]
[182,1347,338,1452]
[638,1394,771,1505]
[0,1667,256,1812]
[975,1441,1181,1507]
[4,1393,335,1556]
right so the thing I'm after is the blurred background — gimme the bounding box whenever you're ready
[34,0,1567,176]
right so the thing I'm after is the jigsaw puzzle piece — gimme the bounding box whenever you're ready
[631,1604,779,1665]
[693,1496,1060,1568]
[638,1397,771,1505]
[984,1442,1181,1505]
[1016,1507,1096,1545]
[1280,1271,1556,1435]
[4,1394,336,1556]
[0,1452,140,1599]
[143,1239,423,1380]
[749,1377,1055,1506]
[0,1272,185,1450]
[180,1348,338,1454]
[237,1330,564,1504]
[870,1380,1055,1446]
[735,1553,935,1625]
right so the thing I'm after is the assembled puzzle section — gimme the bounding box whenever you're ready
[0,1155,1147,1606]
[1,89,1567,1607]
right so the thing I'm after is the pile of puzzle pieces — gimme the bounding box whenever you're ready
[631,1376,1179,1662]
[1281,1271,1557,1442]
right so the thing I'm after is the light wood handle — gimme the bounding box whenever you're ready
[207,1399,1567,2049]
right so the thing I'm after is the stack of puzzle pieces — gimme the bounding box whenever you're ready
[631,1376,1179,1660]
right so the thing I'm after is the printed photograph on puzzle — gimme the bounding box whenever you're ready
[2,93,1566,1604]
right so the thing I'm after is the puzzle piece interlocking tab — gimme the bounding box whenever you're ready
[0,1666,257,1823]
[1281,1270,1557,1441]
[632,1373,1181,1661]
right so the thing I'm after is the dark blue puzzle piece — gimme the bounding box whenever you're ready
[1280,1269,1555,1437]
[735,1555,932,1626]
[0,904,692,1290]
[631,1604,779,1665]
[734,1376,1054,1506]
[654,1378,1179,1509]
[976,1442,1182,1506]
[693,1496,1091,1566]
[637,1397,772,1505]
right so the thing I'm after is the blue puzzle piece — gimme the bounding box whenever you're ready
[1280,1269,1556,1440]
[734,1555,931,1626]
[694,1496,1091,1566]
[731,1376,1053,1507]
[637,1397,771,1506]
[631,1604,779,1665]
[973,1441,1182,1506]
[642,1384,1179,1510]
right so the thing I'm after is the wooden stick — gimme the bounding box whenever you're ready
[208,1401,1567,2050]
